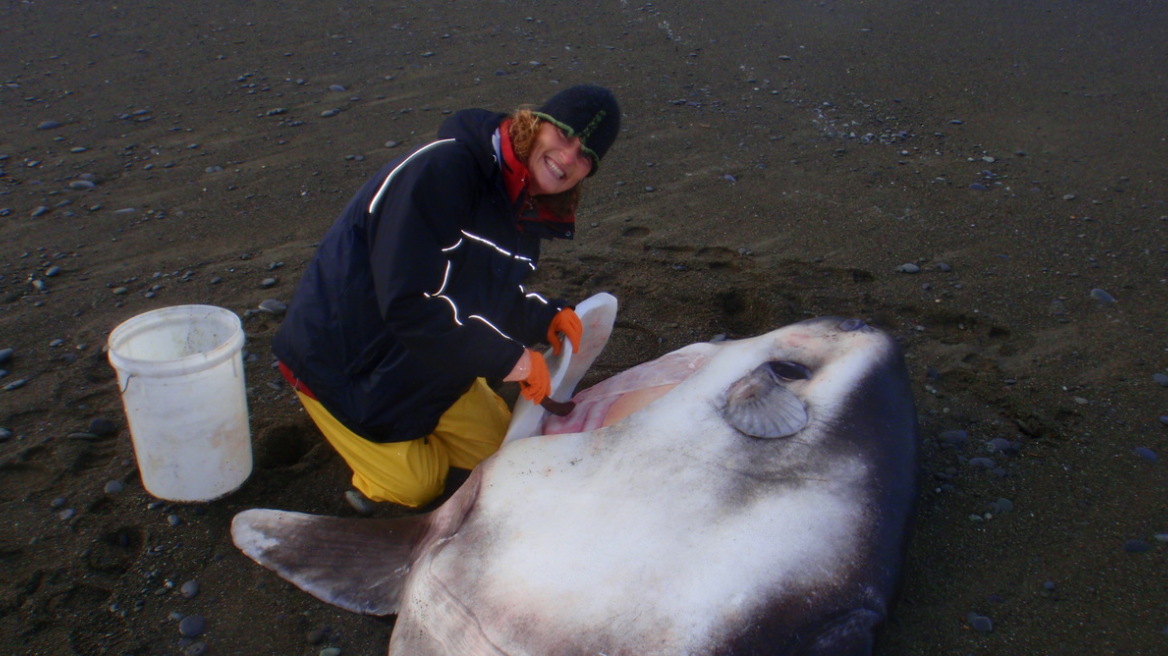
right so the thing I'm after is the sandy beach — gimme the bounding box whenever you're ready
[1,1,1165,654]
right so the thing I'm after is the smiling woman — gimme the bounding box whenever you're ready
[270,84,621,511]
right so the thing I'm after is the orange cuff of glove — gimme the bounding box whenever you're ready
[506,349,551,405]
[547,307,582,356]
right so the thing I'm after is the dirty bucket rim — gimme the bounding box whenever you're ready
[108,304,244,378]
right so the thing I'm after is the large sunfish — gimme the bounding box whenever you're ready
[233,313,918,655]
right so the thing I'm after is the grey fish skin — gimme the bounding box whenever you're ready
[233,316,919,656]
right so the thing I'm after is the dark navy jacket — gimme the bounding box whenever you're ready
[272,109,567,443]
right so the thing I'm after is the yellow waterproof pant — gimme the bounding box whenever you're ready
[295,378,510,508]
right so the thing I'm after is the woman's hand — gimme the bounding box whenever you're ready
[547,308,582,356]
[505,349,551,404]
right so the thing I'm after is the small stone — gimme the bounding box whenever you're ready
[1123,539,1151,553]
[896,263,921,274]
[260,277,278,289]
[328,84,347,92]
[178,614,206,638]
[385,140,400,148]
[321,108,341,118]
[180,580,200,598]
[0,348,12,365]
[205,165,224,174]
[0,428,12,442]
[1062,193,1077,201]
[258,299,287,316]
[4,378,28,391]
[306,627,330,644]
[320,648,342,656]
[1133,447,1158,462]
[45,265,61,277]
[37,120,63,130]
[937,429,969,447]
[986,437,1018,455]
[104,480,125,494]
[88,418,117,436]
[1043,580,1057,591]
[1153,373,1168,387]
[990,498,1014,514]
[69,180,96,190]
[184,643,207,656]
[112,287,128,295]
[58,508,76,521]
[1089,288,1116,303]
[966,612,993,633]
[167,514,182,527]
[31,205,50,218]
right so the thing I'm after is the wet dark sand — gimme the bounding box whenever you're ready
[1,1,1165,654]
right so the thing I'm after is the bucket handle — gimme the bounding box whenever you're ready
[119,374,136,394]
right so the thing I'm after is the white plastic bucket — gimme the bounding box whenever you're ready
[107,305,252,502]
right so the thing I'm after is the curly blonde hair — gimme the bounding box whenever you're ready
[509,109,581,217]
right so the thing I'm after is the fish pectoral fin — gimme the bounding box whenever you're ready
[722,363,809,438]
[231,508,429,616]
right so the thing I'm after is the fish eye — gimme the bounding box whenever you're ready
[766,360,811,381]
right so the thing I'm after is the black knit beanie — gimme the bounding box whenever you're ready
[533,84,620,175]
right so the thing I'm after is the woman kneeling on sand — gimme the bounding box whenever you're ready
[272,85,621,511]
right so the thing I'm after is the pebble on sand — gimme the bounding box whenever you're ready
[1123,539,1151,553]
[1089,288,1116,303]
[966,612,993,633]
[1133,447,1158,462]
[89,417,117,436]
[178,614,206,638]
[180,580,200,598]
[258,299,287,316]
[896,263,921,274]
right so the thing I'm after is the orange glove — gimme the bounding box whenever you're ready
[506,349,551,405]
[547,307,582,356]
[519,350,551,404]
